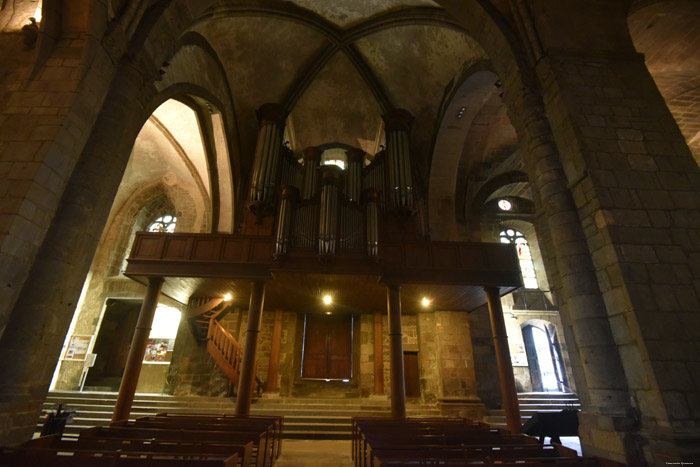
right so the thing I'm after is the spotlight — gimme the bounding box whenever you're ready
[421,297,431,308]
[323,295,332,305]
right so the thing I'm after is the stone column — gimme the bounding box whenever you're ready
[387,284,406,418]
[373,311,384,395]
[112,277,164,422]
[485,286,521,433]
[235,280,266,416]
[266,309,284,393]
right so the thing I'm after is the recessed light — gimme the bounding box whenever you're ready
[323,295,332,305]
[224,293,232,301]
[422,297,431,307]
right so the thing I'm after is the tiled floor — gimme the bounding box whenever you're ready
[274,437,583,466]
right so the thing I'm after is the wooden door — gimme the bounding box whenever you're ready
[302,313,352,380]
[403,351,420,398]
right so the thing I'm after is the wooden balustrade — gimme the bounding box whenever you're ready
[207,319,243,387]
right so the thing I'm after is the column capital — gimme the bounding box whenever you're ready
[256,103,287,126]
[345,147,366,164]
[302,146,322,163]
[320,164,342,185]
[383,108,414,132]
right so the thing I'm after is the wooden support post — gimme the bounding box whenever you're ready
[485,286,521,433]
[373,311,384,395]
[266,309,284,393]
[112,277,164,422]
[235,280,266,416]
[387,284,406,418]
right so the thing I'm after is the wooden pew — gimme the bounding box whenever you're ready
[148,414,284,460]
[24,433,254,467]
[0,446,240,467]
[118,418,273,466]
[81,425,270,467]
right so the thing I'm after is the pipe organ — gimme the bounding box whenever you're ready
[250,105,417,260]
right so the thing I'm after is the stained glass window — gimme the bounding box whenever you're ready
[147,215,177,233]
[500,229,538,289]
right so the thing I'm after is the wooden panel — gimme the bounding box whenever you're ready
[132,237,162,259]
[163,237,190,260]
[221,239,245,261]
[250,239,274,262]
[433,245,458,268]
[408,244,431,268]
[380,244,403,265]
[404,351,420,398]
[192,238,220,260]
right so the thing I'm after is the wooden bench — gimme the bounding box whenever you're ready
[148,414,283,460]
[115,418,272,466]
[352,417,626,467]
[0,446,240,467]
[82,425,271,467]
[23,433,254,467]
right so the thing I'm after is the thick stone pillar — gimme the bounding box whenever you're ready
[373,311,384,395]
[235,280,266,416]
[386,284,406,418]
[484,286,521,433]
[112,277,164,422]
[265,309,284,393]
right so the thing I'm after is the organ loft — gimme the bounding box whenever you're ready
[0,1,699,466]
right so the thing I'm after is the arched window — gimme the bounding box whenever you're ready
[499,229,538,289]
[147,214,177,233]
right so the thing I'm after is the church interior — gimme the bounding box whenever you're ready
[1,1,699,466]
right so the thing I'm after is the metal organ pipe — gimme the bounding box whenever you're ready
[318,165,341,256]
[345,148,364,203]
[301,147,321,200]
[274,186,298,258]
[364,188,380,258]
[383,109,414,212]
[249,104,287,208]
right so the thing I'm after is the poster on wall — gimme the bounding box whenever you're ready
[143,338,175,363]
[64,335,92,360]
[510,342,528,367]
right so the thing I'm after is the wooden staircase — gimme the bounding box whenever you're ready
[188,297,243,390]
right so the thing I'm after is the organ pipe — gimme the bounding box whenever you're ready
[364,188,380,259]
[249,104,287,217]
[274,185,298,258]
[318,165,341,256]
[345,148,364,203]
[301,147,321,200]
[384,109,414,212]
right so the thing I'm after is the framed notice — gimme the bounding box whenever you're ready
[64,335,92,360]
[510,342,528,367]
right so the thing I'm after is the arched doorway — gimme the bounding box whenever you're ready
[522,321,567,392]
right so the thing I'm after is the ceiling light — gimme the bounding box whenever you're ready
[224,293,232,301]
[498,199,513,211]
[421,297,431,308]
[323,295,332,305]
[325,311,332,315]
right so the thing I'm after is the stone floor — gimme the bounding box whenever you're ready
[276,440,354,466]
[274,437,582,466]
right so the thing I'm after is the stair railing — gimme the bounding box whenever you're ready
[206,318,243,387]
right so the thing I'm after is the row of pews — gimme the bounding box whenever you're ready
[352,417,626,467]
[0,413,283,467]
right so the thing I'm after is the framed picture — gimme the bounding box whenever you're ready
[143,338,175,363]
